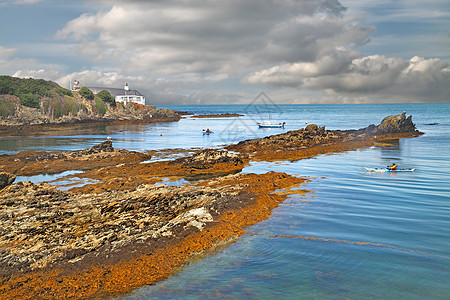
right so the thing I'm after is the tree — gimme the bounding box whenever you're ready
[79,87,94,100]
[97,90,116,106]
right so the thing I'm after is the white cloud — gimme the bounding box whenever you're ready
[4,0,448,104]
[243,55,450,102]
[55,0,374,77]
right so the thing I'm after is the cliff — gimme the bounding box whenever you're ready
[0,76,180,128]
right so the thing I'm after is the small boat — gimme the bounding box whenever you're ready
[202,129,213,135]
[257,121,286,128]
[364,167,415,172]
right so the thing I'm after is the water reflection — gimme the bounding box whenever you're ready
[377,138,403,164]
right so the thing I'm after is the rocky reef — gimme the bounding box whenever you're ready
[0,169,305,299]
[0,112,422,299]
[0,140,151,176]
[228,112,422,161]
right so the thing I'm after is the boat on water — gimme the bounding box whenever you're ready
[202,129,213,135]
[364,167,415,172]
[257,121,286,128]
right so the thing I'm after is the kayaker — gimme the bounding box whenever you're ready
[388,163,397,170]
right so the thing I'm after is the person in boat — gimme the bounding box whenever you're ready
[205,128,211,133]
[388,163,397,170]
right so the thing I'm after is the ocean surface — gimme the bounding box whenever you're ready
[1,103,449,299]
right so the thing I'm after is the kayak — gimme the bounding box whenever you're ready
[364,167,415,172]
[202,131,213,135]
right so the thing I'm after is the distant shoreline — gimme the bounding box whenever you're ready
[190,113,244,118]
[0,116,181,138]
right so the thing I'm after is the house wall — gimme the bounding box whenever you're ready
[115,95,146,105]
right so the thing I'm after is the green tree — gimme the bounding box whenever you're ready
[97,90,116,106]
[0,76,12,94]
[79,87,94,100]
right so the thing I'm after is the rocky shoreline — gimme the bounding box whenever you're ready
[191,113,244,118]
[0,113,422,299]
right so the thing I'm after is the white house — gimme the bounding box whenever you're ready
[111,83,146,106]
[72,81,146,105]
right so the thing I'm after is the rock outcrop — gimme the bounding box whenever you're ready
[373,112,417,134]
[171,149,244,169]
[0,172,15,189]
[228,112,422,161]
[0,172,306,299]
[0,140,151,176]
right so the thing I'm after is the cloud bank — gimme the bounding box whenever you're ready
[4,0,450,104]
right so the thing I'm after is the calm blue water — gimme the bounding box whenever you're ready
[1,104,449,299]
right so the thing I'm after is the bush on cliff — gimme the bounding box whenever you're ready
[97,90,116,107]
[94,97,107,116]
[19,93,40,108]
[0,76,58,108]
[0,96,16,118]
[56,86,73,97]
[79,87,95,100]
[0,76,56,97]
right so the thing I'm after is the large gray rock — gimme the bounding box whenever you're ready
[375,112,417,134]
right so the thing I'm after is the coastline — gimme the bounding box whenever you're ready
[190,113,244,118]
[0,117,181,139]
[0,113,423,299]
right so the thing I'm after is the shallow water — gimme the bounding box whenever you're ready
[1,104,449,299]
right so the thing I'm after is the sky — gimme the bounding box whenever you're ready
[0,0,449,105]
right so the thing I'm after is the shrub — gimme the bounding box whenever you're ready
[79,87,95,100]
[94,97,107,116]
[0,97,15,118]
[19,93,40,108]
[0,76,12,94]
[56,86,73,97]
[62,96,79,116]
[97,90,116,106]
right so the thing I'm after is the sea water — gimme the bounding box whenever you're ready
[1,104,449,299]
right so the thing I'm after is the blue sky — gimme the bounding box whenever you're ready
[0,0,449,104]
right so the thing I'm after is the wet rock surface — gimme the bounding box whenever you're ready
[0,172,16,189]
[0,177,242,276]
[0,171,305,299]
[228,112,422,161]
[0,140,150,176]
[171,149,244,169]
